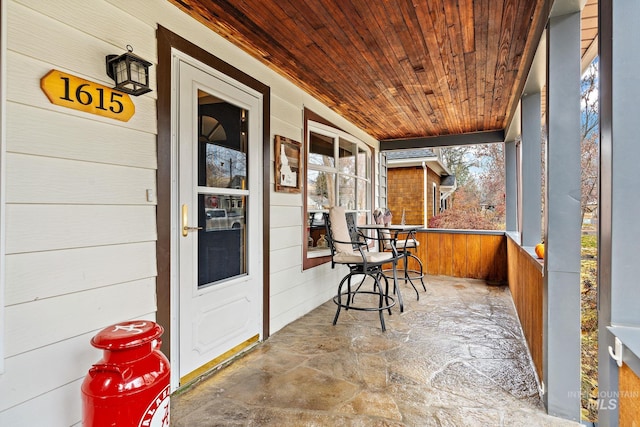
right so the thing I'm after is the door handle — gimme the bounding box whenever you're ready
[182,204,202,237]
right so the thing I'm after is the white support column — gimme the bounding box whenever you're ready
[543,10,581,421]
[521,92,542,246]
[504,140,518,232]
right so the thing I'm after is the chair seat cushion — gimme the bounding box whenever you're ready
[334,251,395,264]
[396,239,419,249]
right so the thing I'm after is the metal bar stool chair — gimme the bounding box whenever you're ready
[394,230,427,296]
[374,210,426,300]
[324,206,402,331]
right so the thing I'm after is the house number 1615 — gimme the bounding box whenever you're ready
[40,69,135,122]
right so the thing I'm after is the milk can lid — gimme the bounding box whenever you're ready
[91,320,163,350]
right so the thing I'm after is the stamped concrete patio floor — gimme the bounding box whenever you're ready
[171,276,580,426]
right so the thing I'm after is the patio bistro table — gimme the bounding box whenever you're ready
[358,224,422,312]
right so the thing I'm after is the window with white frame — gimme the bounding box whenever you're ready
[379,152,388,209]
[305,120,371,263]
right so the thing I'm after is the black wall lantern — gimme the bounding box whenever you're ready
[106,45,152,96]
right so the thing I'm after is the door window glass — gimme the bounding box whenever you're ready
[196,90,248,286]
[198,194,246,285]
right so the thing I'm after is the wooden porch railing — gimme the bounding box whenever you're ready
[620,364,640,424]
[506,235,543,380]
[411,230,507,283]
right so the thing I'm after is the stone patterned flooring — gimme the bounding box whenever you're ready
[171,276,581,426]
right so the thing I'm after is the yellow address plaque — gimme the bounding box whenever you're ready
[40,70,135,122]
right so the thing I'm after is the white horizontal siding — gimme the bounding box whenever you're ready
[7,103,157,169]
[270,225,302,252]
[271,191,305,208]
[8,0,157,96]
[15,0,156,59]
[270,246,302,274]
[6,204,156,254]
[272,94,303,129]
[6,242,157,306]
[270,277,337,333]
[5,278,156,357]
[270,273,335,317]
[272,116,303,147]
[270,265,307,297]
[270,205,303,228]
[0,331,102,412]
[0,379,84,427]
[7,153,156,205]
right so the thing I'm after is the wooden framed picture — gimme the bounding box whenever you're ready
[275,135,302,193]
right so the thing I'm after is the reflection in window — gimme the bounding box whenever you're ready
[198,90,248,190]
[198,194,246,286]
[339,137,356,175]
[203,144,247,189]
[357,179,369,211]
[201,114,227,142]
[338,175,355,210]
[357,147,369,178]
[305,122,371,261]
[307,170,336,210]
[196,90,249,286]
[309,132,335,167]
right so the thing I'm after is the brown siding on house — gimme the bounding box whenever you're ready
[388,167,424,225]
[388,166,442,225]
[620,364,640,426]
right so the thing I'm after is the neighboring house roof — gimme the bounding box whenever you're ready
[385,148,451,176]
[386,149,436,160]
[440,175,456,188]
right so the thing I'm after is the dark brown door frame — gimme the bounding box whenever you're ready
[156,26,271,358]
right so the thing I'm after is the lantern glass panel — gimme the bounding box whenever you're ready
[130,61,147,85]
[114,60,128,85]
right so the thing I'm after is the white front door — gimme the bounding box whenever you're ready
[175,57,263,385]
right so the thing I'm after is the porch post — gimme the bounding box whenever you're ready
[598,1,640,425]
[521,92,542,246]
[597,3,615,424]
[543,9,581,421]
[504,140,518,232]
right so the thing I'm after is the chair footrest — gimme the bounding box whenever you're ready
[381,268,424,279]
[333,291,395,312]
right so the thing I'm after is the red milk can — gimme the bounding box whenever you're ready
[81,320,171,427]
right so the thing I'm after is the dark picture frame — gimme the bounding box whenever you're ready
[275,135,302,193]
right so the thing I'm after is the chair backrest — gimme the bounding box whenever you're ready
[345,211,361,243]
[375,208,393,250]
[327,206,353,254]
[381,228,393,250]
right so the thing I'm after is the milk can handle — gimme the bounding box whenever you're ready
[89,363,130,380]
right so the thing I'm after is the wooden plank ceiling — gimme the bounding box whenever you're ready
[168,0,553,142]
[581,0,598,66]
